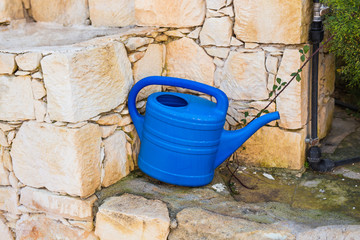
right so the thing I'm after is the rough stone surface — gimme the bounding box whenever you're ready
[135,0,205,27]
[97,114,122,126]
[100,125,117,139]
[33,100,46,122]
[319,52,336,96]
[89,0,135,27]
[0,216,13,240]
[133,44,164,100]
[31,79,46,100]
[277,48,309,129]
[0,152,10,185]
[0,76,35,121]
[16,214,98,240]
[11,121,101,198]
[166,37,215,86]
[318,97,335,139]
[95,194,170,240]
[0,53,16,74]
[0,0,24,23]
[169,207,294,239]
[234,0,311,44]
[265,55,279,75]
[15,52,42,71]
[125,37,154,51]
[297,225,360,240]
[205,47,230,59]
[218,51,268,100]
[0,187,19,214]
[206,0,226,10]
[41,42,133,122]
[20,187,97,221]
[235,126,306,169]
[200,17,233,46]
[30,0,89,26]
[102,131,130,187]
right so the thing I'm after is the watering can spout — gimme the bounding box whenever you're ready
[214,112,280,168]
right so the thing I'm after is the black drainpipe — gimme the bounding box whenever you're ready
[307,0,360,171]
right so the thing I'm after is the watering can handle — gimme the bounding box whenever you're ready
[128,76,229,136]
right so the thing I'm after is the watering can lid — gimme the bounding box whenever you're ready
[146,91,227,128]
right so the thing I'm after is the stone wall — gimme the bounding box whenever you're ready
[0,0,335,239]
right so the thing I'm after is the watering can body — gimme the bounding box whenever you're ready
[128,76,280,187]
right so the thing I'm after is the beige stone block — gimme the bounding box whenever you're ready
[2,149,12,171]
[0,216,13,240]
[0,187,19,214]
[135,0,205,27]
[0,129,8,147]
[298,225,360,240]
[205,47,230,59]
[318,97,335,140]
[41,42,133,122]
[187,27,202,39]
[15,52,42,71]
[11,121,101,198]
[30,0,89,26]
[166,37,215,86]
[89,0,135,27]
[97,114,122,126]
[206,0,226,10]
[0,76,35,121]
[277,48,309,129]
[0,53,16,74]
[128,52,145,63]
[218,51,268,100]
[235,127,306,169]
[234,0,312,44]
[200,17,233,46]
[0,123,15,132]
[164,30,185,38]
[16,214,98,240]
[34,100,46,122]
[230,37,244,46]
[69,220,94,232]
[100,125,117,139]
[95,194,170,240]
[125,37,154,51]
[20,187,97,220]
[265,55,279,75]
[0,164,10,186]
[134,44,164,100]
[219,6,234,17]
[0,0,24,23]
[31,79,46,100]
[102,131,130,187]
[319,52,335,96]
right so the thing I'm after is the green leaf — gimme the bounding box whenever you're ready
[263,110,269,113]
[298,69,302,72]
[300,55,305,62]
[296,74,301,82]
[272,85,278,91]
[276,78,281,84]
[241,119,246,124]
[299,49,304,54]
[244,111,249,117]
[269,91,273,97]
[303,45,310,54]
[290,72,297,77]
[281,82,287,86]
[278,86,282,91]
[256,113,261,118]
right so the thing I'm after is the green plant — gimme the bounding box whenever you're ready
[321,0,360,88]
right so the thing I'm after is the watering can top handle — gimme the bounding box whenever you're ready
[128,76,229,116]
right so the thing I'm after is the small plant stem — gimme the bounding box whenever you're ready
[248,34,336,124]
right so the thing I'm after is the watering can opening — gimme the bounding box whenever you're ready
[128,76,280,187]
[156,94,188,107]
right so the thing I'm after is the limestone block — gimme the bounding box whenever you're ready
[97,114,122,126]
[0,129,8,147]
[0,0,24,23]
[298,225,360,240]
[0,187,19,214]
[265,55,279,75]
[234,0,312,44]
[134,44,164,100]
[0,53,16,74]
[206,0,226,10]
[0,76,35,121]
[11,121,101,198]
[200,17,233,46]
[235,127,306,169]
[318,97,335,140]
[89,0,135,27]
[41,42,133,122]
[125,37,154,51]
[188,27,202,39]
[20,187,97,221]
[2,149,12,171]
[218,51,268,100]
[277,48,309,129]
[219,6,234,17]
[30,0,89,26]
[95,194,170,240]
[128,52,145,63]
[230,37,244,46]
[135,0,205,27]
[166,37,215,86]
[31,79,46,100]
[205,47,230,59]
[100,125,117,139]
[102,131,130,187]
[319,52,335,96]
[15,52,42,71]
[33,100,46,122]
[0,217,13,240]
[16,214,98,240]
[0,155,10,185]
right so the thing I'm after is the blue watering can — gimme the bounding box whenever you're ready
[128,76,280,187]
